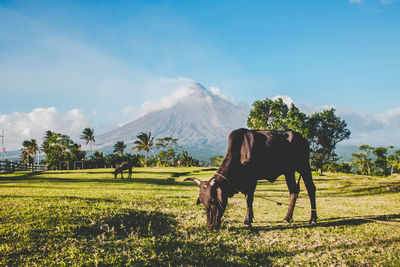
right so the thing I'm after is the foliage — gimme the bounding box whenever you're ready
[133,132,154,166]
[86,151,106,168]
[373,147,388,176]
[307,109,351,174]
[80,128,95,158]
[324,162,352,173]
[247,98,309,136]
[388,148,400,175]
[211,155,224,167]
[155,137,180,150]
[351,145,374,175]
[113,141,127,156]
[156,149,176,166]
[154,137,182,166]
[1,169,400,266]
[20,139,39,165]
[177,151,199,167]
[247,98,351,174]
[351,145,400,176]
[41,131,86,170]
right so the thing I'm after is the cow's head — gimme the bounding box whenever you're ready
[185,177,228,230]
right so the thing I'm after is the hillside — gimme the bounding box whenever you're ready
[95,82,250,160]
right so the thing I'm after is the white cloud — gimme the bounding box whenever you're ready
[209,86,237,104]
[376,107,400,127]
[350,0,363,4]
[272,95,295,107]
[269,96,400,146]
[312,106,400,146]
[122,106,140,119]
[0,107,92,150]
[119,78,196,120]
[140,83,195,114]
[299,103,336,115]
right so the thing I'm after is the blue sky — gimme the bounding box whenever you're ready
[1,0,400,149]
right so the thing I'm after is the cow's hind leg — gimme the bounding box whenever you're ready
[283,171,300,223]
[299,165,317,224]
[128,167,132,179]
[244,183,256,228]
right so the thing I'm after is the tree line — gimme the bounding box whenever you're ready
[247,98,351,174]
[350,145,400,176]
[246,97,399,176]
[20,129,200,170]
[19,97,398,175]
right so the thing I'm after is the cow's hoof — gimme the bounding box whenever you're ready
[282,218,293,224]
[244,223,252,228]
[309,219,317,224]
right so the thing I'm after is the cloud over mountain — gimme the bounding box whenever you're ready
[96,82,250,156]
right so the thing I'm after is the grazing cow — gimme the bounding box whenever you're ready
[114,161,133,179]
[185,128,317,230]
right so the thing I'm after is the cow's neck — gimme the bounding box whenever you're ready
[215,157,242,196]
[216,157,231,180]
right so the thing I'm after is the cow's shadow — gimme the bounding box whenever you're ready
[228,213,400,232]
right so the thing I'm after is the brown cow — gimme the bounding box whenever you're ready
[185,128,317,230]
[114,161,133,179]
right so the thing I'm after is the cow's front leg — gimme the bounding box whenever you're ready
[283,172,299,223]
[244,191,254,227]
[244,184,256,228]
[283,192,298,223]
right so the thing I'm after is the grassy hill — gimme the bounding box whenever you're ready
[1,168,400,265]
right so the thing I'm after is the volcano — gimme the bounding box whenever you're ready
[95,82,250,160]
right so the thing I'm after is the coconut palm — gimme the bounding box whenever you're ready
[80,128,95,158]
[42,130,54,149]
[21,139,39,165]
[133,132,154,166]
[113,141,127,156]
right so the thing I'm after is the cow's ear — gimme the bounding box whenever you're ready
[196,198,201,205]
[240,131,254,165]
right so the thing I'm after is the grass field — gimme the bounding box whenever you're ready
[1,167,400,266]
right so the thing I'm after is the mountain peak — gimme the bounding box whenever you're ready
[182,82,212,97]
[96,81,250,159]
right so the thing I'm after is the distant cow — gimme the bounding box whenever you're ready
[185,128,317,230]
[114,161,133,179]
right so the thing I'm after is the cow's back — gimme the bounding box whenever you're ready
[223,128,309,184]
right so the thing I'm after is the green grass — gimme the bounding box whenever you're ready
[1,168,400,266]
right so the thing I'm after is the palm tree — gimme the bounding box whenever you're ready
[133,132,154,166]
[21,139,39,165]
[113,141,127,156]
[42,130,54,149]
[80,128,95,158]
